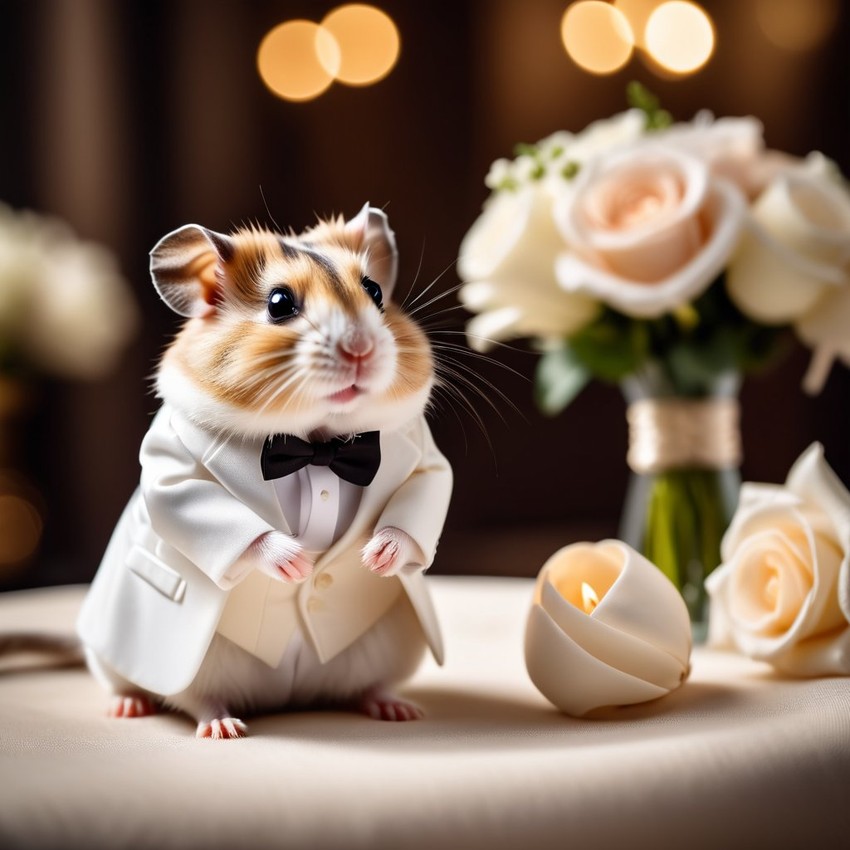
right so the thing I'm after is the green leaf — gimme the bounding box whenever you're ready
[569,314,651,383]
[626,81,673,131]
[513,142,538,158]
[534,346,591,416]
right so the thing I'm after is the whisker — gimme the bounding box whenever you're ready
[259,185,282,233]
[429,340,531,385]
[255,368,312,420]
[427,384,472,455]
[434,357,523,425]
[398,239,428,310]
[403,259,459,313]
[404,278,466,319]
[431,376,497,458]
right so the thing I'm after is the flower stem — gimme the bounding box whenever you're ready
[641,468,738,625]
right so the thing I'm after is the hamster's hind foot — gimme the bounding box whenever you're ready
[108,694,159,719]
[195,716,248,740]
[357,687,424,722]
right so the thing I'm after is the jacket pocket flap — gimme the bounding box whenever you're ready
[127,546,187,603]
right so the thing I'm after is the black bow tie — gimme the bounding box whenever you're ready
[260,431,381,487]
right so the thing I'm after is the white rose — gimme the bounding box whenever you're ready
[706,443,850,676]
[725,168,850,324]
[525,540,691,717]
[552,109,646,166]
[554,145,747,318]
[458,184,599,351]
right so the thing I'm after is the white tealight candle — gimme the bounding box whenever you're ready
[525,540,692,717]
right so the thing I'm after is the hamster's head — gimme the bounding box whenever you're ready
[152,205,433,439]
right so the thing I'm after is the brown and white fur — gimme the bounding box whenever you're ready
[85,204,443,738]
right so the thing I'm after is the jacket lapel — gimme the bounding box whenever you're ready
[170,412,291,534]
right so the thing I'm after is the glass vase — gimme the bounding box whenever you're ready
[618,365,741,638]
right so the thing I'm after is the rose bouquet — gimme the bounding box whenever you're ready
[458,85,850,624]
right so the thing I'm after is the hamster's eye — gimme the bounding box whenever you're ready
[362,277,383,312]
[267,287,299,323]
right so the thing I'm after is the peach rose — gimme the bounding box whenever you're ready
[706,443,850,676]
[554,145,746,318]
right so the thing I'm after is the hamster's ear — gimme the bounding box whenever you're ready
[344,204,399,301]
[150,224,234,317]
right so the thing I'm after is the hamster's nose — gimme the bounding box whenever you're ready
[338,328,374,362]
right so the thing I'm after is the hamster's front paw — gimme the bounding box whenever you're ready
[362,527,418,577]
[249,531,314,583]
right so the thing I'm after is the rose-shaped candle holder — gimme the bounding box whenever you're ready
[706,443,850,676]
[525,540,691,717]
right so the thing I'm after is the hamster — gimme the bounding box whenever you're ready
[75,203,453,738]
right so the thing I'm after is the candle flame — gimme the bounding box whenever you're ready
[581,581,600,614]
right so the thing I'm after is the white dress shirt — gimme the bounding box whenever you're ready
[273,465,363,557]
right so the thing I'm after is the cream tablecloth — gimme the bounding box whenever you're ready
[1,577,848,849]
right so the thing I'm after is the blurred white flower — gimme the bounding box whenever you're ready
[458,184,599,350]
[0,204,138,379]
[726,169,850,326]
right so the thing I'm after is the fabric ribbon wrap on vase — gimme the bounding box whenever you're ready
[618,366,742,636]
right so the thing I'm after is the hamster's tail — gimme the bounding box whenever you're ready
[0,632,85,671]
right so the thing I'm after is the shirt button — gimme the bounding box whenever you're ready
[315,573,334,590]
[306,596,324,613]
[320,489,330,502]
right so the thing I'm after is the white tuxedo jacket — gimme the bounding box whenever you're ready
[77,405,453,696]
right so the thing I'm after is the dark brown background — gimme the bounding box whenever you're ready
[1,0,848,589]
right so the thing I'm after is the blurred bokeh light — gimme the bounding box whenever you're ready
[320,4,401,86]
[613,0,664,47]
[755,0,840,52]
[257,19,341,102]
[644,1,715,75]
[562,0,714,77]
[561,1,635,75]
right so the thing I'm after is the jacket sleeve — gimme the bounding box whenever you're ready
[139,409,276,589]
[374,416,453,572]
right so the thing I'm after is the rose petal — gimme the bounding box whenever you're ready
[796,287,850,394]
[464,308,522,352]
[727,528,813,636]
[726,173,850,324]
[770,626,850,676]
[726,225,845,324]
[458,185,566,282]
